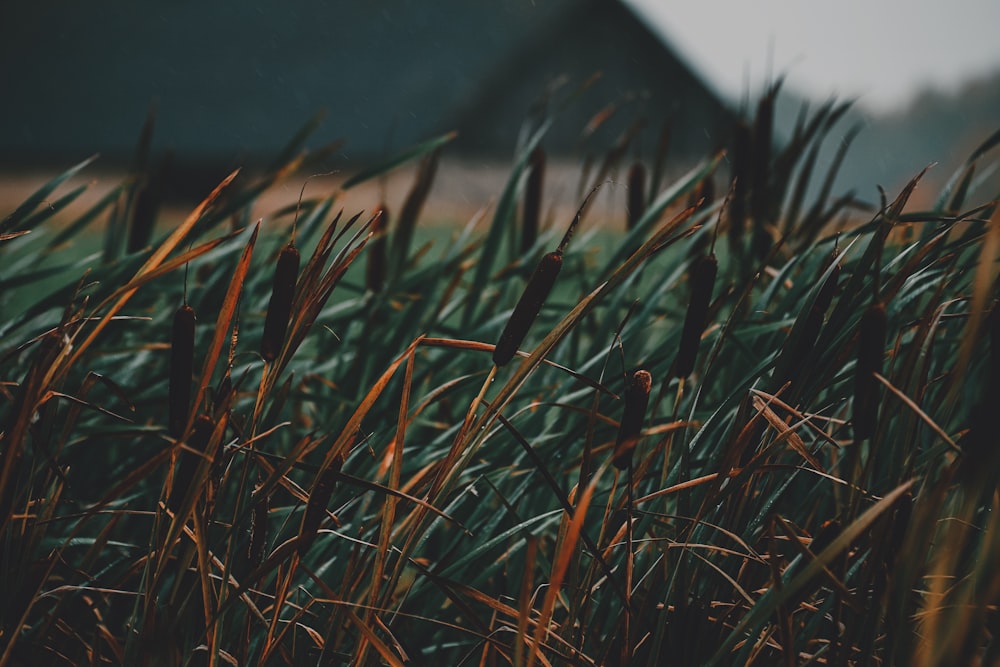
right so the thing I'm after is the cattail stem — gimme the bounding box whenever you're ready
[261,243,300,362]
[674,254,718,379]
[169,304,196,438]
[493,251,563,367]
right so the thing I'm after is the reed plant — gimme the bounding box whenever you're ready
[0,91,998,666]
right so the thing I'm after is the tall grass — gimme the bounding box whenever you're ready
[1,94,999,666]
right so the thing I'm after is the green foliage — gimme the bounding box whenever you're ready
[1,93,999,666]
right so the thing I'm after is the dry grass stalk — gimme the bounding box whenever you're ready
[675,253,718,378]
[613,370,652,469]
[853,301,886,440]
[493,251,563,367]
[168,414,214,513]
[261,243,300,362]
[168,304,196,438]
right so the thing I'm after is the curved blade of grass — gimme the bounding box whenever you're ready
[46,184,125,250]
[1,154,98,234]
[14,184,88,235]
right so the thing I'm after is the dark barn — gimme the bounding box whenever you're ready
[0,0,733,171]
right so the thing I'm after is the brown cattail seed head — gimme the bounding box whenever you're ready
[127,182,159,254]
[522,147,545,254]
[169,304,196,438]
[493,251,563,367]
[366,206,388,293]
[853,302,887,440]
[751,92,774,224]
[298,453,345,556]
[729,121,751,248]
[626,162,646,231]
[674,254,718,379]
[261,243,300,362]
[774,261,841,386]
[613,370,652,469]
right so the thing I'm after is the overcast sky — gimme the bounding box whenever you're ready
[625,0,1000,113]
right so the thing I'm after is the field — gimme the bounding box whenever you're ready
[2,87,999,665]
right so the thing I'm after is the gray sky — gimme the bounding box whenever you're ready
[625,0,1000,113]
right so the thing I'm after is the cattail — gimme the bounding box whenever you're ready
[261,243,300,362]
[853,302,887,440]
[298,453,345,556]
[751,92,774,224]
[168,414,214,513]
[884,492,912,567]
[728,121,751,251]
[798,260,841,352]
[392,148,440,273]
[522,147,545,253]
[648,120,671,207]
[626,161,646,231]
[127,181,159,254]
[674,254,718,379]
[248,479,269,567]
[613,370,652,469]
[127,152,170,254]
[493,251,563,367]
[169,304,196,438]
[774,260,841,386]
[366,205,388,292]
